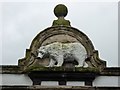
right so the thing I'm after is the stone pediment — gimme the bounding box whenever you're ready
[18,4,106,73]
[1,4,120,89]
[18,25,106,72]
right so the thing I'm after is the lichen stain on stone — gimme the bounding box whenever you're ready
[52,19,71,26]
[24,65,99,73]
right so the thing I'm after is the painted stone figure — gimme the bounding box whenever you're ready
[37,42,87,67]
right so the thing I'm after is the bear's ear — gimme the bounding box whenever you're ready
[39,51,45,55]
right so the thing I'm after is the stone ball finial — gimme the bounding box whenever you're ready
[54,4,68,18]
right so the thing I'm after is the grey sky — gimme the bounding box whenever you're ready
[1,1,118,67]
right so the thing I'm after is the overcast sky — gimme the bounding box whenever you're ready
[1,0,119,67]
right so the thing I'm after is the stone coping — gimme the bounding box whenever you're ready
[0,65,22,74]
[0,86,120,90]
[0,65,120,76]
[24,66,100,73]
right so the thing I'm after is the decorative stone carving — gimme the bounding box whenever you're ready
[37,42,87,67]
[18,26,106,72]
[52,4,70,26]
[18,4,106,72]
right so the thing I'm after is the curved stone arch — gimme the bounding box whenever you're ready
[41,34,79,46]
[30,26,95,56]
[18,26,106,71]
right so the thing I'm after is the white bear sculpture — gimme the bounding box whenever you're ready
[37,42,87,67]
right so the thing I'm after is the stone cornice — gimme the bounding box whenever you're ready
[0,86,120,90]
[0,65,120,76]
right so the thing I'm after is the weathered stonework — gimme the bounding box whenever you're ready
[18,25,106,72]
[17,4,106,73]
[52,4,70,26]
[1,4,119,90]
[52,19,70,26]
[1,86,120,90]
